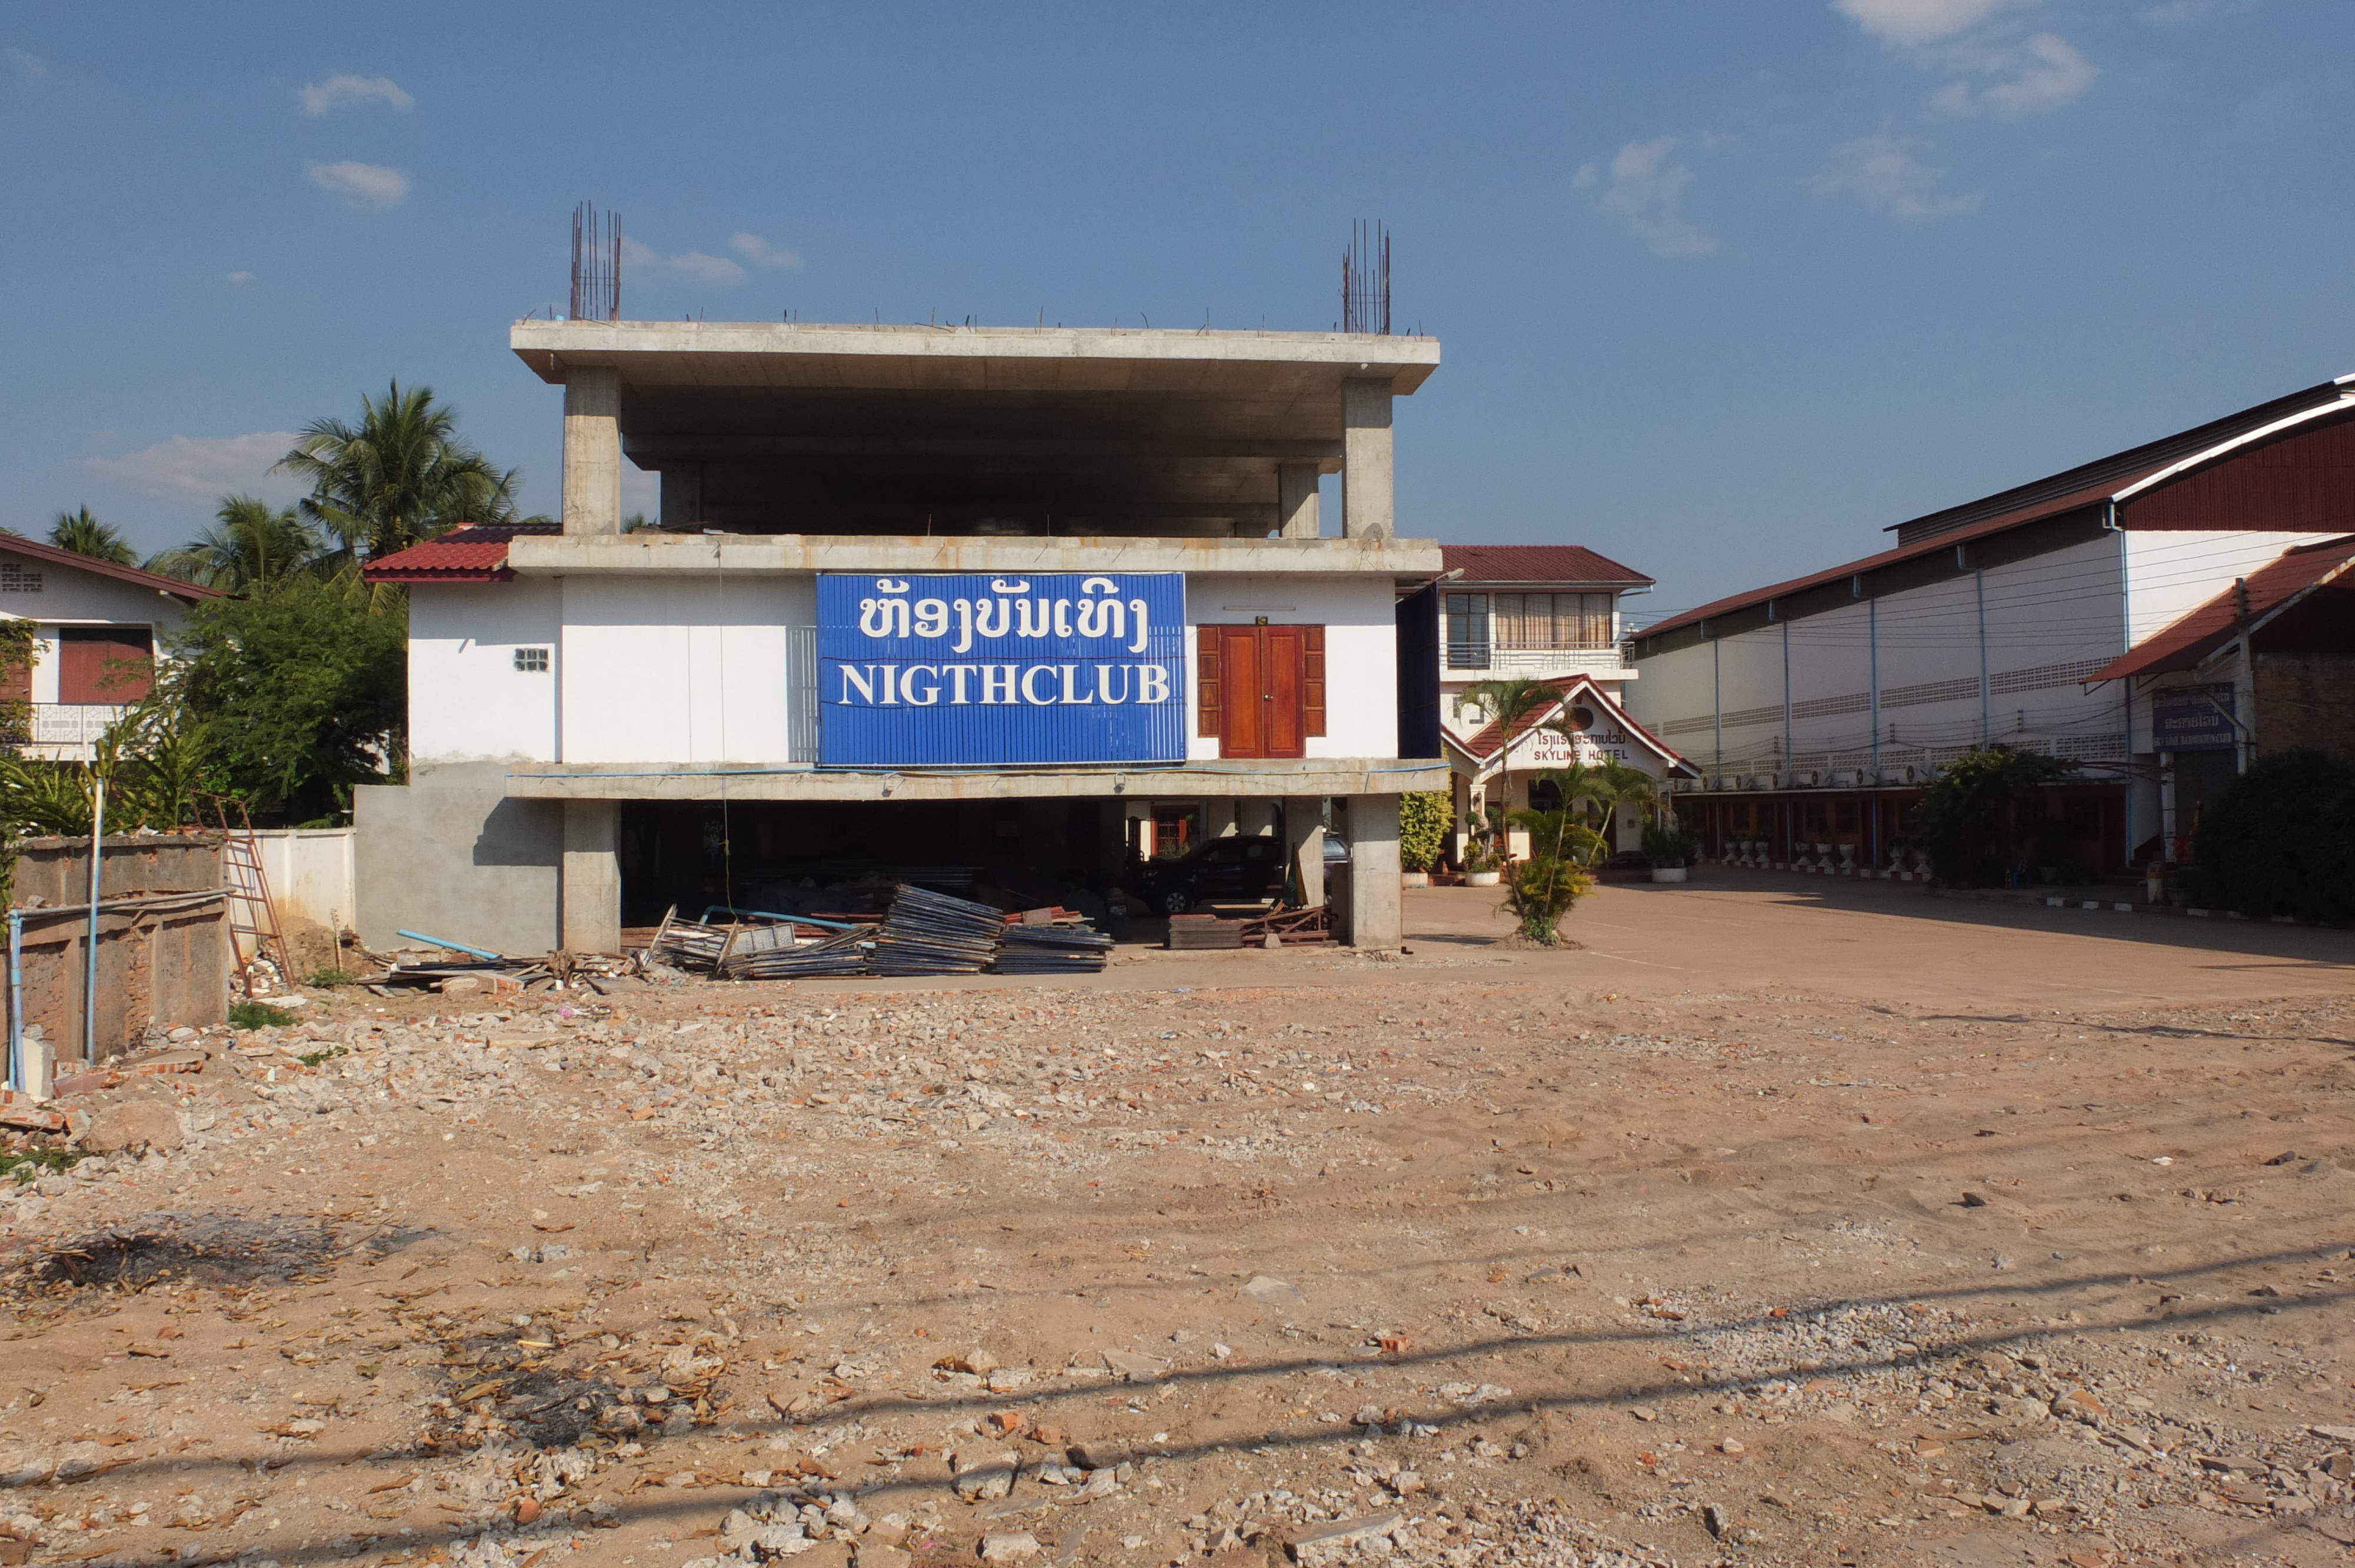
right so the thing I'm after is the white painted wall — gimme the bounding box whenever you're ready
[1182,573,1398,760]
[2124,528,2341,646]
[409,569,1404,768]
[556,575,812,765]
[408,580,562,764]
[243,828,359,943]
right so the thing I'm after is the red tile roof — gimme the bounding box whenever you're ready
[1446,673,1695,776]
[0,533,226,603]
[2085,534,2355,683]
[362,521,560,583]
[1441,544,1653,586]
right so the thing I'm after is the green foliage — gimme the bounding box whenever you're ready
[1460,841,1501,874]
[306,966,363,988]
[47,506,137,565]
[1498,852,1594,946]
[278,381,519,562]
[1,1145,84,1185]
[0,699,224,840]
[1398,790,1451,873]
[1455,676,1560,846]
[1641,818,1701,866]
[1910,745,2073,887]
[162,573,407,822]
[230,998,297,1029]
[2194,748,2355,922]
[144,495,326,591]
[294,1044,348,1067]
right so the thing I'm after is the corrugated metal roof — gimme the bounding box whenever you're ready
[362,521,561,583]
[2085,534,2355,683]
[1440,544,1653,586]
[0,533,227,603]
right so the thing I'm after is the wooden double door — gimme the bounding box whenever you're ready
[1197,623,1325,759]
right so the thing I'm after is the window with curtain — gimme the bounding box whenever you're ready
[1489,593,1615,649]
[1444,592,1491,668]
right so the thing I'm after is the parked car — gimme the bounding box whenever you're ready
[1130,833,1348,916]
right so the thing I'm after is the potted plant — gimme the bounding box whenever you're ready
[1641,819,1700,884]
[1460,842,1503,886]
[1398,790,1449,888]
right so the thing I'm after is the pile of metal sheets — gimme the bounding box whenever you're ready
[868,885,1004,975]
[646,908,732,975]
[990,923,1113,975]
[719,925,874,979]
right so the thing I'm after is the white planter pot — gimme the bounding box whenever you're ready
[1464,871,1502,886]
[1651,865,1688,884]
[1400,871,1430,888]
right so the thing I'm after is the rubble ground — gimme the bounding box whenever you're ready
[2,891,2353,1568]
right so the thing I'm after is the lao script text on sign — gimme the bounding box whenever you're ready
[817,573,1186,767]
[2150,685,2236,753]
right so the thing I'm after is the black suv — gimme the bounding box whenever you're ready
[1129,833,1349,915]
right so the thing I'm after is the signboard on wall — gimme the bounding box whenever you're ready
[817,573,1186,767]
[2151,685,2236,752]
[1505,700,1640,770]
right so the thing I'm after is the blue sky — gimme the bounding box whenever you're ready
[2,1,2349,622]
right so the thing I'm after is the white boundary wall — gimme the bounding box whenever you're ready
[244,828,358,937]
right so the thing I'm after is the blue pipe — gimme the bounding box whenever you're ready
[395,929,508,962]
[6,908,20,1094]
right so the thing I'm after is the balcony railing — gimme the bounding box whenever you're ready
[1445,644,1631,677]
[19,703,126,748]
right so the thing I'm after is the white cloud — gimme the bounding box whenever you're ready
[1816,134,1973,217]
[621,234,751,284]
[75,432,306,504]
[1574,138,1716,256]
[225,270,254,285]
[1978,32,2098,112]
[4,46,45,84]
[729,232,803,268]
[1833,0,2035,46]
[307,160,410,209]
[297,72,413,115]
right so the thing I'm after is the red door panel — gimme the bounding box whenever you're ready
[1217,626,1263,757]
[1261,625,1306,759]
[58,628,154,704]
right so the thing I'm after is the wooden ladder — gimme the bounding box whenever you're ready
[203,796,293,986]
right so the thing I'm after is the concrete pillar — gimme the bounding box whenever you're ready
[1346,792,1401,948]
[1284,798,1326,909]
[560,799,622,953]
[1341,379,1394,540]
[1203,798,1238,839]
[1278,461,1322,539]
[658,463,702,530]
[1238,799,1280,838]
[562,366,623,537]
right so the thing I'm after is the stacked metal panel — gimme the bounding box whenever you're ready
[990,923,1113,975]
[719,926,873,979]
[868,885,1005,975]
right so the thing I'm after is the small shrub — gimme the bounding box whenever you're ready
[1,1145,82,1185]
[1910,745,2072,887]
[1499,854,1595,946]
[306,966,362,988]
[1641,819,1700,866]
[294,1045,347,1068]
[1399,790,1452,873]
[230,998,297,1029]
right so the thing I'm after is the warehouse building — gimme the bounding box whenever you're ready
[1625,373,2355,877]
[356,318,1452,952]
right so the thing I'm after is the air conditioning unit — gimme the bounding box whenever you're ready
[1828,769,1860,788]
[1789,769,1820,789]
[1877,765,1918,785]
[1739,773,1772,792]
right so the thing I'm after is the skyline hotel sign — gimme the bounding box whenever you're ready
[816,573,1187,767]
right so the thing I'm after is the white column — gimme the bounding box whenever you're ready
[1341,379,1394,540]
[1345,792,1402,949]
[562,366,622,537]
[560,799,622,953]
[1278,461,1322,539]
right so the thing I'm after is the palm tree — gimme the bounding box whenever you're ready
[1452,676,1558,860]
[145,496,323,592]
[1534,746,1659,863]
[48,506,137,566]
[276,381,519,563]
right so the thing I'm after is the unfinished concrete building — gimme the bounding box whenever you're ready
[357,319,1451,951]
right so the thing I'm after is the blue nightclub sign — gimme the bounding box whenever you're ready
[816,572,1187,766]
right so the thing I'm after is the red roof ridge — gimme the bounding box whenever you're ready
[1447,673,1694,776]
[1440,543,1654,586]
[0,532,228,603]
[2085,533,2355,685]
[363,520,560,583]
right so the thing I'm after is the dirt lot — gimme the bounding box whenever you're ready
[2,875,2352,1568]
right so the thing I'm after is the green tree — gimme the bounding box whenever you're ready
[158,573,407,822]
[1535,752,1658,864]
[47,506,137,565]
[277,380,519,563]
[2195,748,2355,922]
[145,495,324,591]
[1910,745,2071,887]
[1452,676,1558,859]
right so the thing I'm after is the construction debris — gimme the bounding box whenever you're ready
[870,885,1004,976]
